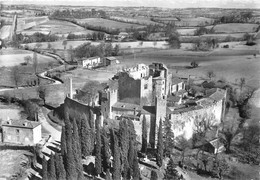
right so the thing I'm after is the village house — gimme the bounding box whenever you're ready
[105,56,120,66]
[118,32,129,41]
[78,56,102,69]
[202,138,225,154]
[2,119,42,145]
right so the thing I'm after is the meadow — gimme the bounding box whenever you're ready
[110,16,162,25]
[212,23,259,33]
[76,18,146,30]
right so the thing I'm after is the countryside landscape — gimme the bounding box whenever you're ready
[0,0,259,180]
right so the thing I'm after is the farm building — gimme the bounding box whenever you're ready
[2,119,42,145]
[105,56,120,66]
[78,56,102,69]
[118,32,129,41]
[202,138,225,154]
[171,77,186,95]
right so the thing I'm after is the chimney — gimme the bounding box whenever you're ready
[100,115,104,127]
[69,77,73,99]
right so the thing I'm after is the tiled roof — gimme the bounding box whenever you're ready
[209,89,225,102]
[172,78,183,85]
[168,105,203,114]
[2,119,41,129]
[197,98,215,107]
[142,106,156,115]
[106,56,117,61]
[209,138,224,148]
[82,56,100,60]
[112,102,142,111]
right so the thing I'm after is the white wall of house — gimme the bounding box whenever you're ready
[82,57,101,67]
[171,82,185,94]
[33,125,42,144]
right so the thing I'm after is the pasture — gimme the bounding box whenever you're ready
[110,16,161,25]
[0,25,12,39]
[22,19,86,35]
[213,23,259,33]
[0,48,57,67]
[76,18,146,30]
[116,49,260,87]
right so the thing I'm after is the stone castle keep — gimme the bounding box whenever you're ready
[64,63,227,148]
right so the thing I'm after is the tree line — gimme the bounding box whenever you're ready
[42,106,140,180]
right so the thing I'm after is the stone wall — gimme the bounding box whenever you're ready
[170,99,224,140]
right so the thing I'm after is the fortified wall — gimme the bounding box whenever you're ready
[169,97,224,140]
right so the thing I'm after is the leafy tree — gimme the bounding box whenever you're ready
[151,170,158,180]
[176,136,191,164]
[35,43,42,50]
[112,130,121,180]
[206,70,215,80]
[23,100,40,121]
[113,44,120,56]
[48,153,56,180]
[72,118,84,179]
[81,113,92,156]
[164,158,178,180]
[62,40,68,50]
[167,32,180,49]
[55,153,66,180]
[37,86,47,105]
[191,61,199,68]
[220,117,240,153]
[33,52,38,74]
[95,119,102,176]
[212,157,230,179]
[239,77,246,91]
[156,119,164,167]
[11,66,21,89]
[24,55,32,65]
[47,42,52,50]
[163,117,174,157]
[42,156,48,180]
[141,116,148,154]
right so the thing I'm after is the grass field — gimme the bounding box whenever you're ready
[22,19,86,35]
[0,103,23,121]
[116,49,260,87]
[0,48,57,67]
[177,28,197,35]
[110,16,161,25]
[176,17,215,26]
[0,25,12,39]
[76,18,146,30]
[213,23,259,33]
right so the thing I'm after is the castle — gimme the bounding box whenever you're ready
[65,63,227,148]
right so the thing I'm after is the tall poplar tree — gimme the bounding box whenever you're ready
[141,116,148,154]
[42,156,48,180]
[156,119,163,167]
[72,118,84,179]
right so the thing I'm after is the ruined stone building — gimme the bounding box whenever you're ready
[2,119,42,145]
[64,63,227,148]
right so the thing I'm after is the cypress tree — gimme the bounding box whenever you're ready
[61,125,67,156]
[119,119,129,160]
[95,118,102,176]
[102,128,111,172]
[141,116,148,154]
[151,170,158,180]
[89,110,95,154]
[132,150,140,180]
[55,153,66,180]
[163,117,174,157]
[48,153,56,180]
[81,113,92,156]
[105,169,112,180]
[72,118,84,180]
[64,112,77,180]
[156,119,163,167]
[165,158,178,180]
[42,156,48,180]
[128,138,135,177]
[112,130,121,180]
